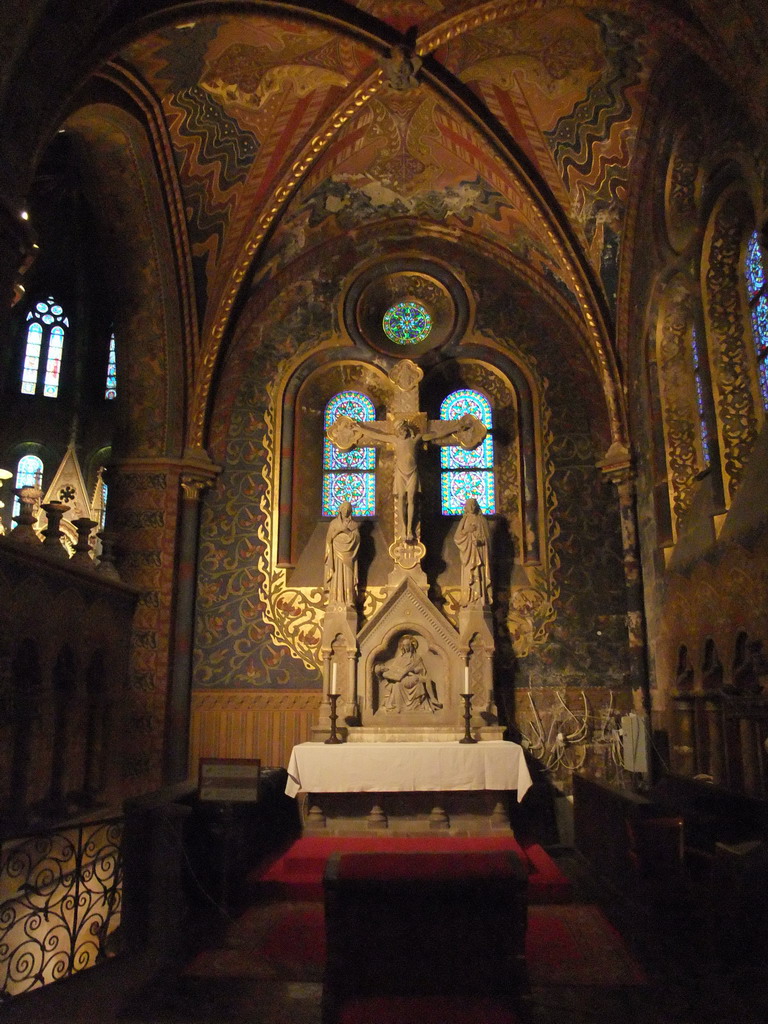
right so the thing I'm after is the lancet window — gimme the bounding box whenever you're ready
[691,326,711,466]
[322,391,376,516]
[20,296,68,398]
[745,229,768,408]
[11,454,44,519]
[105,332,117,400]
[439,389,495,515]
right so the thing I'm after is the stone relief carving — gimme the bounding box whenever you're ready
[374,634,443,714]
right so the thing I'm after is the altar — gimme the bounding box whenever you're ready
[298,360,526,833]
[285,739,532,833]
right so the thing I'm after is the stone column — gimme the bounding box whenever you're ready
[671,693,697,776]
[598,442,653,779]
[738,702,761,797]
[164,461,219,784]
[703,692,725,784]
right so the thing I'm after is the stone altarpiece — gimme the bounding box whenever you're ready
[315,359,501,743]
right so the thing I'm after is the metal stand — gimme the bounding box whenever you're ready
[325,693,343,744]
[459,692,477,744]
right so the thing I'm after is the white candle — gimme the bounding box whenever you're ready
[330,662,338,695]
[463,665,470,694]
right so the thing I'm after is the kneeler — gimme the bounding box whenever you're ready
[322,849,531,1024]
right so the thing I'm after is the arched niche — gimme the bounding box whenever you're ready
[701,184,764,504]
[63,100,187,458]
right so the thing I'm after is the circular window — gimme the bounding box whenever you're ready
[382,301,432,345]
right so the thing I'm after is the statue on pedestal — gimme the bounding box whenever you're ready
[376,634,442,713]
[324,501,360,608]
[455,498,492,607]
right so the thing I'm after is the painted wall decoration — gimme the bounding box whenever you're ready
[194,238,628,693]
[257,89,576,304]
[441,8,657,309]
[122,17,373,322]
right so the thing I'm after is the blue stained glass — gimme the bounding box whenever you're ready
[751,297,768,407]
[12,454,43,519]
[382,301,432,345]
[441,471,495,515]
[105,332,117,400]
[752,294,768,347]
[323,471,375,516]
[746,231,768,409]
[691,327,710,464]
[323,390,376,515]
[439,390,493,469]
[323,391,375,471]
[746,230,765,298]
[439,389,495,515]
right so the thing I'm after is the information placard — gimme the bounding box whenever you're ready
[198,758,261,803]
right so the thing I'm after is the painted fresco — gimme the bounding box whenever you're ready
[257,88,576,304]
[195,270,342,689]
[194,237,627,693]
[117,5,658,334]
[122,18,374,323]
[439,7,656,309]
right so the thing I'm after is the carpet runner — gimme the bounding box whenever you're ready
[186,900,647,988]
[252,835,572,904]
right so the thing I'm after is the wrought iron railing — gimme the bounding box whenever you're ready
[0,816,123,1000]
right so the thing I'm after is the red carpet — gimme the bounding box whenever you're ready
[253,835,572,903]
[190,901,646,988]
[526,904,647,986]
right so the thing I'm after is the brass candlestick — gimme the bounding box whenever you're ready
[325,693,343,744]
[459,693,477,744]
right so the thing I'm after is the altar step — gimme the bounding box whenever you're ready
[252,835,572,904]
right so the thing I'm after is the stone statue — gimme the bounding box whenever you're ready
[375,634,442,713]
[329,413,484,545]
[324,501,360,607]
[454,498,492,606]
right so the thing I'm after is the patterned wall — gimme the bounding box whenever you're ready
[109,466,181,792]
[194,236,629,706]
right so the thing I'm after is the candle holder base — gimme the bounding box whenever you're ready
[325,693,344,744]
[459,692,478,744]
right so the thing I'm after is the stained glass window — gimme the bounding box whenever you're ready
[382,301,432,345]
[20,297,68,398]
[105,332,117,400]
[98,480,108,531]
[322,391,376,516]
[746,229,768,408]
[691,326,710,465]
[11,454,43,520]
[439,389,495,515]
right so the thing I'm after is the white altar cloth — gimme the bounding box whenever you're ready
[285,740,532,800]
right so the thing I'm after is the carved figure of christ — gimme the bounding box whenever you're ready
[327,410,487,545]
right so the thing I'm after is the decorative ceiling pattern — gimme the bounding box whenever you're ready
[122,17,377,324]
[258,86,576,302]
[92,0,748,451]
[439,7,657,301]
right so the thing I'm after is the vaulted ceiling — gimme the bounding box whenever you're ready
[3,1,766,453]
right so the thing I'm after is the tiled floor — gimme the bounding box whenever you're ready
[2,850,767,1024]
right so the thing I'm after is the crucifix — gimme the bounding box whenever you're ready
[326,360,487,580]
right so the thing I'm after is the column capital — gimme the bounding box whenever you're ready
[596,441,635,487]
[180,447,221,501]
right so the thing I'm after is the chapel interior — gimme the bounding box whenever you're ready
[1,1,768,1022]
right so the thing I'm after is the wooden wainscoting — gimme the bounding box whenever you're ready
[189,690,322,774]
